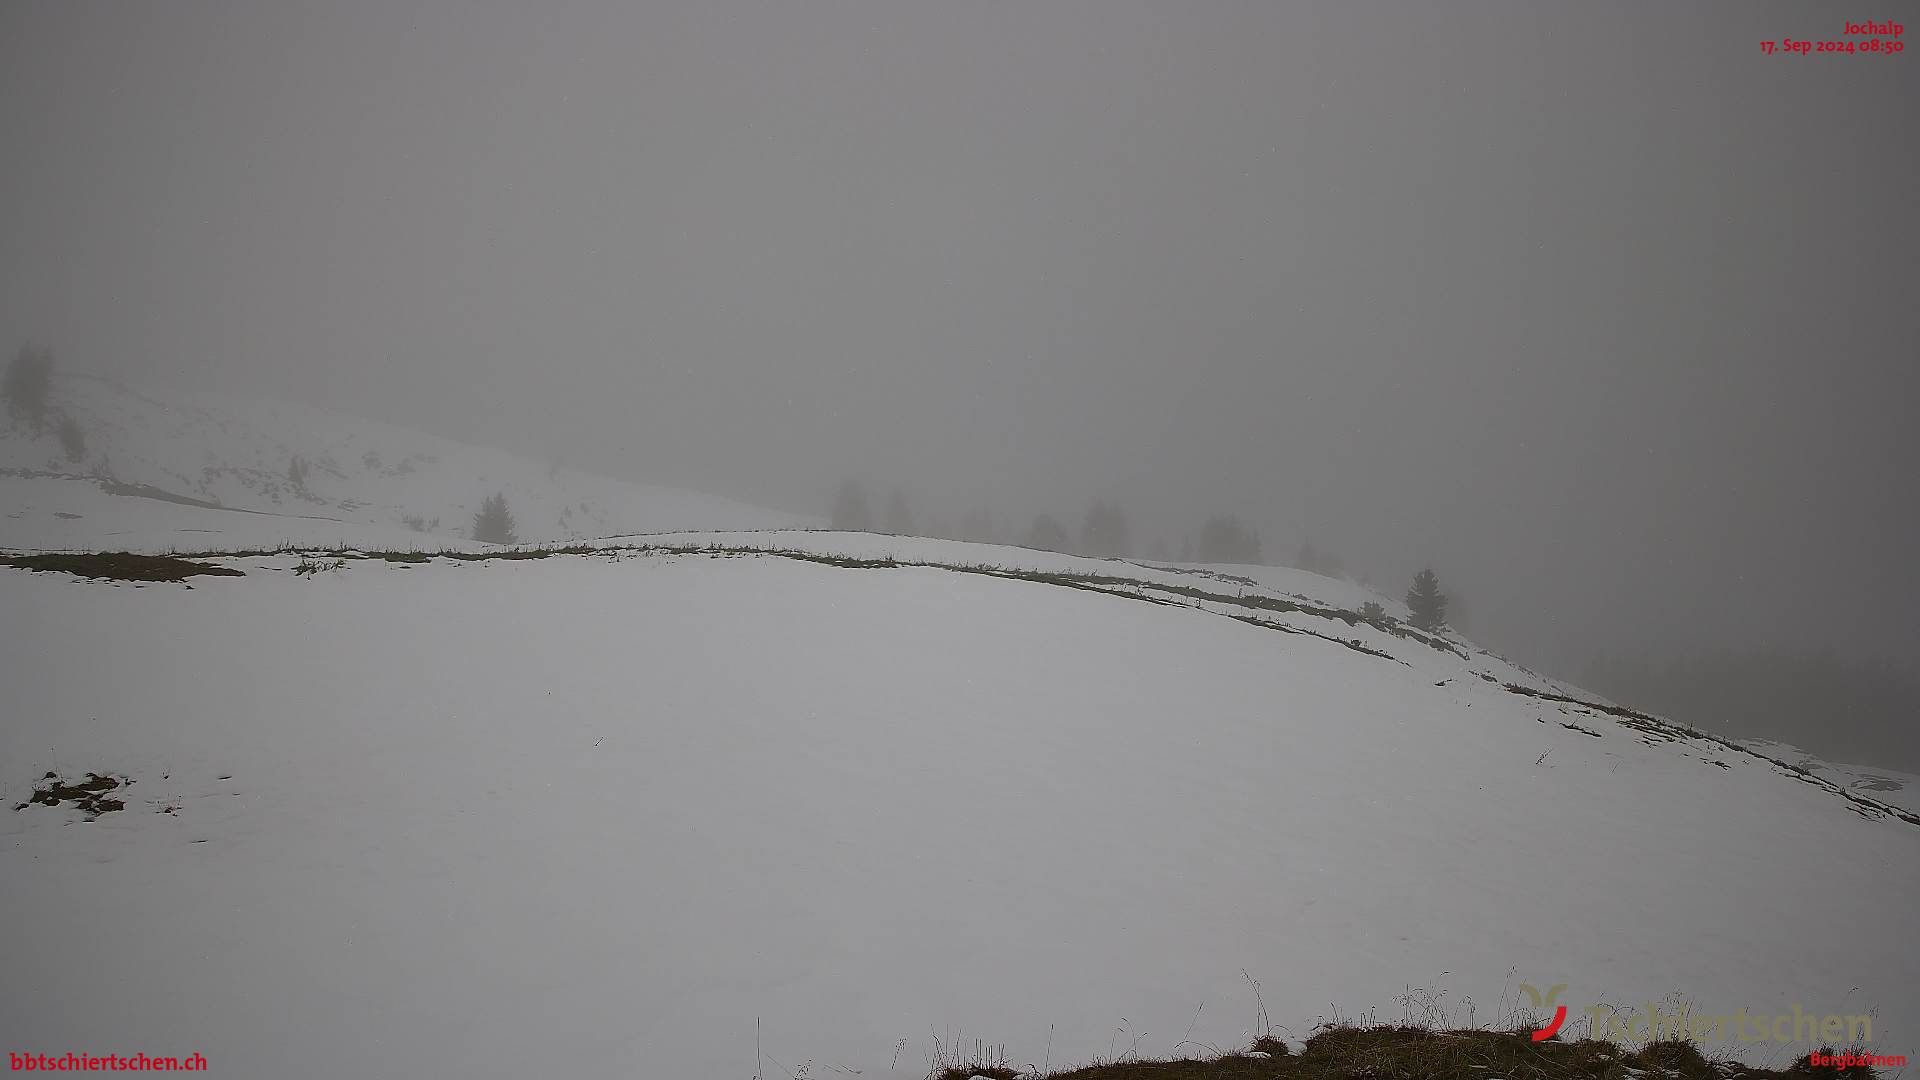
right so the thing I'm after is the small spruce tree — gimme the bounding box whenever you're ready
[1405,568,1449,631]
[472,492,519,544]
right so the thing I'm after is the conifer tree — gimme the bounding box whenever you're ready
[472,492,519,544]
[1405,568,1449,631]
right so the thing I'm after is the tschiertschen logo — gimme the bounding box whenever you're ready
[1521,983,1568,1042]
[1518,982,1888,1050]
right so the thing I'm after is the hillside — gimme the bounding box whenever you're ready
[0,372,813,550]
[3,533,1915,1079]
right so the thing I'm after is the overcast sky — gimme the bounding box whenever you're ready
[3,0,1916,680]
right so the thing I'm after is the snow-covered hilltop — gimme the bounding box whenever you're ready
[0,372,813,551]
[3,532,1916,1078]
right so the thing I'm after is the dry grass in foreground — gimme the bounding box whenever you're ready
[933,1025,1889,1080]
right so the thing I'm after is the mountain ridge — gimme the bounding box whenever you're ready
[1,371,813,549]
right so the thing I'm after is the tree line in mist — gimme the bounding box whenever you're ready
[827,478,1354,572]
[825,478,1456,633]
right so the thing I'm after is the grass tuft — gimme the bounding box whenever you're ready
[1249,1035,1291,1057]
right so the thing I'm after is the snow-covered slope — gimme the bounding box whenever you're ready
[1739,739,1920,816]
[3,536,1915,1079]
[0,372,813,550]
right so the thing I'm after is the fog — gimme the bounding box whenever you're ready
[4,3,1916,726]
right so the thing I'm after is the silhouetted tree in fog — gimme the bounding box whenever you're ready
[1025,514,1070,552]
[1405,568,1449,631]
[1295,540,1345,579]
[831,479,872,532]
[1196,515,1261,564]
[1080,500,1131,558]
[55,413,86,462]
[960,508,996,544]
[4,341,54,435]
[882,489,913,536]
[472,492,519,545]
